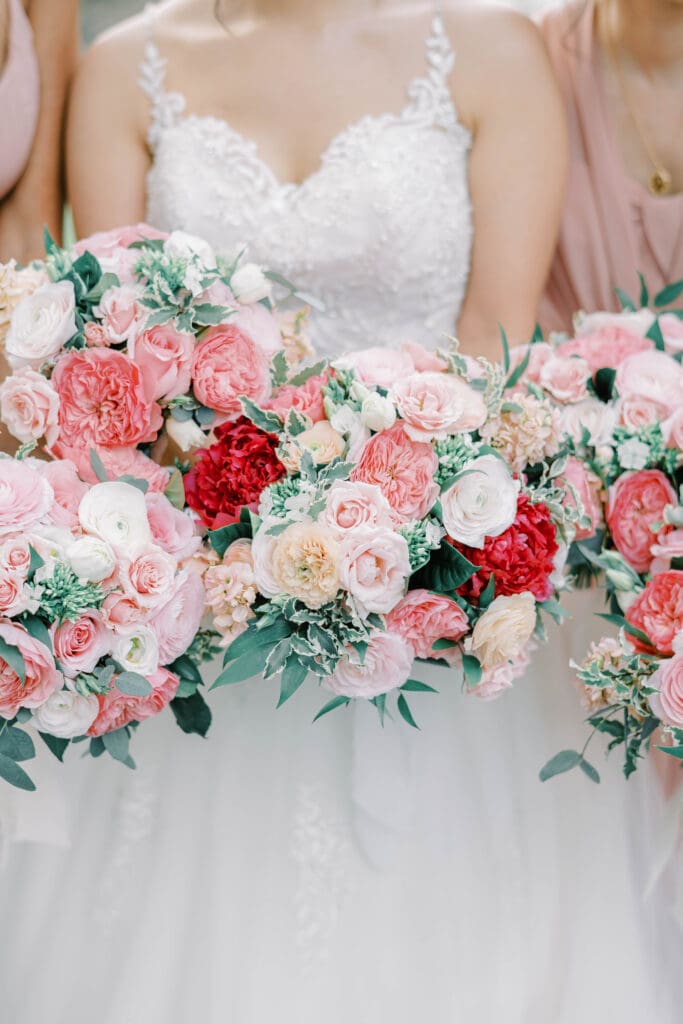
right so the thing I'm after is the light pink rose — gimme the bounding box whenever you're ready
[230,302,283,358]
[101,592,145,629]
[351,420,439,523]
[0,459,53,536]
[615,351,683,417]
[67,446,170,493]
[264,373,327,423]
[0,535,31,578]
[324,630,413,698]
[53,612,110,677]
[129,323,195,402]
[391,371,487,442]
[651,531,683,575]
[119,546,177,610]
[559,325,653,374]
[38,459,89,529]
[509,342,553,384]
[198,280,235,308]
[339,526,411,614]
[149,570,204,664]
[539,355,590,403]
[0,570,31,616]
[342,347,415,389]
[73,223,168,284]
[385,589,468,665]
[617,395,669,430]
[0,621,62,717]
[0,368,59,446]
[324,480,394,535]
[88,666,179,737]
[95,284,144,344]
[650,654,683,727]
[560,456,603,540]
[191,323,271,417]
[145,493,200,561]
[574,308,655,339]
[660,314,683,354]
[400,341,448,373]
[84,321,112,348]
[663,407,683,450]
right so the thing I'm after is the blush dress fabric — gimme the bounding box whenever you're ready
[0,0,39,200]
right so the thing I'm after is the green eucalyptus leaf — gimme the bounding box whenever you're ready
[313,695,351,722]
[0,638,26,685]
[0,753,35,791]
[116,672,153,697]
[653,280,683,308]
[539,749,582,782]
[397,693,419,729]
[40,732,69,762]
[170,691,212,737]
[462,654,482,689]
[0,727,35,762]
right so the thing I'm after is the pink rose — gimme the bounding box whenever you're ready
[339,526,411,614]
[51,348,163,455]
[145,493,200,560]
[509,342,553,384]
[651,531,683,575]
[650,654,683,727]
[264,373,327,423]
[324,630,413,698]
[560,456,603,540]
[607,470,677,573]
[73,223,168,284]
[101,592,145,629]
[471,645,532,701]
[0,368,59,446]
[95,284,144,344]
[198,280,235,308]
[559,325,653,374]
[88,666,179,737]
[342,347,415,389]
[0,459,53,536]
[538,355,590,403]
[84,322,111,348]
[38,459,89,529]
[324,480,394,534]
[574,308,655,339]
[400,341,448,373]
[0,570,31,616]
[0,621,62,717]
[191,323,271,417]
[119,546,177,610]
[0,535,31,578]
[129,323,195,402]
[663,407,683,450]
[149,570,204,664]
[385,589,468,665]
[615,351,683,417]
[660,313,683,355]
[391,371,487,442]
[351,420,439,523]
[53,612,110,677]
[231,303,283,359]
[617,395,668,430]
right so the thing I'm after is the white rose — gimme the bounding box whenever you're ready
[466,593,536,671]
[360,393,397,432]
[165,230,216,268]
[78,482,152,555]
[30,689,99,739]
[561,399,617,449]
[66,535,117,583]
[617,438,650,471]
[112,625,159,676]
[165,416,208,453]
[5,281,76,368]
[230,262,272,304]
[441,454,520,549]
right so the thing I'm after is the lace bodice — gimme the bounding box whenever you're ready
[140,5,473,356]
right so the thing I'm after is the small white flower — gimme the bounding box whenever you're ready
[360,393,396,432]
[165,231,216,268]
[230,262,272,304]
[617,438,650,471]
[30,689,99,739]
[112,625,159,677]
[425,520,446,548]
[66,536,116,583]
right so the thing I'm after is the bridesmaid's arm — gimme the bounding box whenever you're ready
[451,10,568,362]
[0,0,79,263]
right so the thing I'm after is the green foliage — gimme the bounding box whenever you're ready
[171,691,212,737]
[411,540,479,593]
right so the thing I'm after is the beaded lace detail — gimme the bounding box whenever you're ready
[139,4,473,356]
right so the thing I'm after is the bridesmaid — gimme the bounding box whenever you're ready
[0,0,79,264]
[539,0,683,332]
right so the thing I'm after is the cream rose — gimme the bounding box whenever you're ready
[270,521,341,609]
[296,421,345,465]
[466,593,536,671]
[6,280,77,368]
[0,368,60,446]
[78,482,153,555]
[441,454,520,548]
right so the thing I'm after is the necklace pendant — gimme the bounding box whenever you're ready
[649,168,672,196]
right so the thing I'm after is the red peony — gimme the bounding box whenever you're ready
[626,570,683,656]
[184,416,285,529]
[453,495,558,603]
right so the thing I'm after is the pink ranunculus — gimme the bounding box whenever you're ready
[51,348,163,454]
[351,420,439,523]
[559,325,653,374]
[230,302,283,359]
[0,621,62,718]
[538,355,590,404]
[145,492,200,561]
[101,592,145,629]
[191,323,271,417]
[73,223,168,284]
[626,571,683,656]
[264,373,328,423]
[509,342,553,384]
[148,570,204,664]
[400,341,448,373]
[390,371,487,442]
[95,284,144,344]
[88,666,180,737]
[650,654,683,727]
[0,459,53,536]
[129,322,195,402]
[615,350,683,418]
[38,459,89,529]
[324,630,413,699]
[607,470,677,573]
[324,480,394,535]
[342,346,415,389]
[659,313,683,354]
[0,368,60,446]
[662,407,683,450]
[385,589,469,666]
[651,530,683,575]
[119,546,177,610]
[53,612,110,677]
[560,456,603,540]
[339,526,411,615]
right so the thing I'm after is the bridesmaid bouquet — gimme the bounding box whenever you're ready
[192,339,578,726]
[0,456,208,792]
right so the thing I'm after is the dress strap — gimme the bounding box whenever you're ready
[138,3,185,149]
[404,2,461,133]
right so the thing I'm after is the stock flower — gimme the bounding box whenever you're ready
[204,542,257,646]
[270,521,341,609]
[479,393,561,473]
[607,470,677,574]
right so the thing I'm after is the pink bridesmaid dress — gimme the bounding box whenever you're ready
[539,0,683,332]
[0,0,39,200]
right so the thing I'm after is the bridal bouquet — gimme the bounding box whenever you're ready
[191,340,578,725]
[0,454,211,791]
[520,286,683,779]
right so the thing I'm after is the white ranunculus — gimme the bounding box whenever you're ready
[78,482,152,555]
[66,535,117,583]
[31,689,99,739]
[5,281,77,368]
[360,393,397,432]
[230,262,272,304]
[165,415,208,453]
[441,454,519,549]
[112,625,159,677]
[165,230,216,268]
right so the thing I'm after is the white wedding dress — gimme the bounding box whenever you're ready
[0,7,674,1023]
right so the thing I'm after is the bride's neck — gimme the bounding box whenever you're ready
[249,0,383,24]
[597,0,683,72]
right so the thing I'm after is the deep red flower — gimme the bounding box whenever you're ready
[453,495,558,603]
[184,417,285,529]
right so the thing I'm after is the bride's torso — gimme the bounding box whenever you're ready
[140,3,473,356]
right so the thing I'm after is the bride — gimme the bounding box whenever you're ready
[0,2,666,1022]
